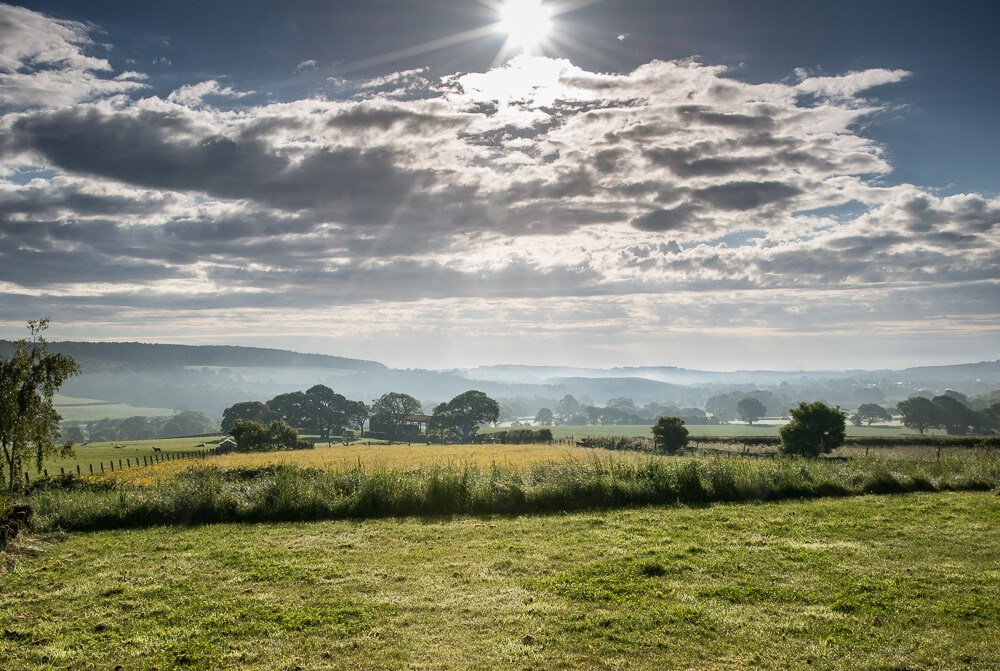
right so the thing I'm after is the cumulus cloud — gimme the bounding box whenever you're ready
[0,4,996,365]
[0,3,146,107]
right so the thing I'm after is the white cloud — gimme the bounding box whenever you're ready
[0,11,995,368]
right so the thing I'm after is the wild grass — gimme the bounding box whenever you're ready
[2,492,997,670]
[26,453,999,532]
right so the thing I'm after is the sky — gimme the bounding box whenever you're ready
[0,0,997,371]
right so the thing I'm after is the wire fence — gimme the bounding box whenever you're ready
[22,449,212,488]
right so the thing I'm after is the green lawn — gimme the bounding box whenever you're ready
[34,436,225,478]
[2,491,997,670]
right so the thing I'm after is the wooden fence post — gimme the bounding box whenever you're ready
[24,472,29,487]
[77,465,81,476]
[90,464,94,475]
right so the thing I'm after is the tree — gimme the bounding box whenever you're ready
[534,407,554,426]
[555,395,580,423]
[304,384,351,439]
[344,400,370,438]
[896,396,941,434]
[651,416,688,454]
[431,390,500,443]
[0,319,81,491]
[267,391,313,429]
[221,401,276,433]
[931,395,980,435]
[370,392,422,439]
[229,418,308,452]
[854,403,892,427]
[737,397,767,425]
[779,401,846,457]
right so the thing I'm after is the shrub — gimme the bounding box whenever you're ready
[651,416,689,454]
[779,402,847,457]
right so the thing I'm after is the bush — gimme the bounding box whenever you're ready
[779,402,847,457]
[652,416,689,454]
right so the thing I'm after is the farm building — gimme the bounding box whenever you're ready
[217,438,237,453]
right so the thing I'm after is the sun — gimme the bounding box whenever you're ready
[497,0,553,53]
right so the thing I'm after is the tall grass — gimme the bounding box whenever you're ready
[27,454,1000,532]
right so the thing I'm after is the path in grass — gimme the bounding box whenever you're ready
[2,492,997,670]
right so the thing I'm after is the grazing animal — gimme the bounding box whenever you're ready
[152,446,161,452]
[113,443,124,449]
[196,443,205,447]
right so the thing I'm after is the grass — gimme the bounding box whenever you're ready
[23,453,1000,531]
[54,402,178,422]
[37,436,226,475]
[2,491,997,670]
[491,423,942,439]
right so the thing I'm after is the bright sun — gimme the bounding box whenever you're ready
[498,0,553,52]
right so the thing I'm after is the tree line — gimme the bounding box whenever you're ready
[223,388,501,444]
[897,392,1000,435]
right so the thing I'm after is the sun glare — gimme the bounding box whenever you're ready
[498,0,553,53]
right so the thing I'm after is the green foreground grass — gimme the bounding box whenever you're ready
[2,491,997,670]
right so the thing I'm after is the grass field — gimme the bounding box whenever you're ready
[488,423,940,439]
[36,436,227,476]
[54,397,177,422]
[2,491,997,670]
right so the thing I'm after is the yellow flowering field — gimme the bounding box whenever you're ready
[95,442,654,487]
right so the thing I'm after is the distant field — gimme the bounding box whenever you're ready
[35,436,225,477]
[54,398,177,422]
[489,423,937,439]
[3,492,997,670]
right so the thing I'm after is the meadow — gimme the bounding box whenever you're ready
[2,491,997,670]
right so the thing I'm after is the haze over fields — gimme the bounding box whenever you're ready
[0,1,997,370]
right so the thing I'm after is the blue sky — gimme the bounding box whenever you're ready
[1,0,997,370]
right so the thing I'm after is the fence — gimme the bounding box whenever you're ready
[22,449,212,488]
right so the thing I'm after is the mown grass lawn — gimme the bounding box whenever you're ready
[2,491,997,670]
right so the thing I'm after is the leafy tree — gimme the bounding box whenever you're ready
[931,394,980,435]
[267,391,312,429]
[534,407,554,426]
[304,384,352,439]
[896,396,941,434]
[431,390,500,443]
[221,401,276,433]
[62,425,86,443]
[779,401,846,457]
[651,416,688,454]
[344,400,370,438]
[0,319,81,491]
[229,418,308,452]
[555,394,580,423]
[170,410,218,435]
[370,392,422,439]
[854,403,892,427]
[737,397,767,425]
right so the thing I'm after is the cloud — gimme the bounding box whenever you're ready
[0,4,146,108]
[0,6,995,368]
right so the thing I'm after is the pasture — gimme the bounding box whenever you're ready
[2,492,997,670]
[491,423,940,439]
[53,395,177,422]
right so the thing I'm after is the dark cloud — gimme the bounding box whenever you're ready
[693,181,803,211]
[630,204,699,232]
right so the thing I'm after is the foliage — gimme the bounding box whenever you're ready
[221,401,276,432]
[852,403,892,426]
[896,396,941,434]
[736,397,767,425]
[228,418,311,452]
[651,416,689,454]
[779,401,847,457]
[479,428,554,444]
[430,390,500,442]
[0,319,81,491]
[535,407,554,426]
[370,392,423,439]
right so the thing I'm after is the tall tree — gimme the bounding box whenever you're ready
[0,319,81,491]
[736,397,767,425]
[305,385,351,439]
[853,403,892,427]
[267,391,312,429]
[370,392,422,439]
[431,390,500,443]
[896,396,941,434]
[221,401,277,432]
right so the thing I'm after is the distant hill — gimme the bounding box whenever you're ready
[4,339,995,420]
[0,341,387,373]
